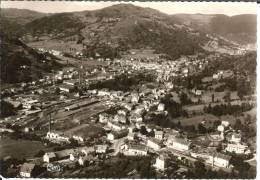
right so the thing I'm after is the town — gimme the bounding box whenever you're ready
[1,46,256,178]
[0,1,257,179]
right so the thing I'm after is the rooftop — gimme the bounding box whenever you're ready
[20,163,35,173]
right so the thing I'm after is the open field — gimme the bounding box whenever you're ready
[122,49,163,59]
[174,108,256,127]
[64,124,105,138]
[0,138,49,159]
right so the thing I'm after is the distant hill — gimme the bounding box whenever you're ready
[1,8,49,38]
[1,8,47,25]
[172,14,256,45]
[0,36,62,83]
[21,4,208,59]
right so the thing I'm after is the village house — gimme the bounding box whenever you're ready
[59,84,75,93]
[63,79,79,87]
[208,153,231,168]
[157,103,165,111]
[125,144,148,156]
[217,121,230,132]
[114,114,127,124]
[46,131,70,143]
[191,88,202,96]
[167,137,191,151]
[78,155,95,166]
[129,113,143,123]
[230,132,242,144]
[117,109,127,116]
[225,143,249,154]
[153,154,169,171]
[98,113,109,124]
[43,152,56,163]
[95,145,108,154]
[127,132,137,141]
[69,151,80,161]
[131,93,140,103]
[107,121,125,131]
[79,146,95,156]
[20,163,36,178]
[107,129,129,141]
[155,130,164,140]
[134,105,146,115]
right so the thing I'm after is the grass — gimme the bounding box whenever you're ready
[174,108,256,127]
[0,138,49,159]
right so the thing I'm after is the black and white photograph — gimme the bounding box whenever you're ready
[0,1,257,179]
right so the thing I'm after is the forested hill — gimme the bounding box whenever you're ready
[19,4,208,59]
[172,14,256,45]
[0,36,62,83]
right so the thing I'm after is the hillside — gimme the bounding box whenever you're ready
[1,8,47,25]
[1,8,48,38]
[173,14,256,45]
[21,4,208,59]
[0,36,62,83]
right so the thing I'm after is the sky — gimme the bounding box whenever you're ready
[1,1,257,16]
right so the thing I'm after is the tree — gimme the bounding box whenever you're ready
[0,100,16,118]
[197,123,207,134]
[140,126,148,135]
[179,92,191,105]
[230,155,251,178]
[211,93,215,103]
[234,119,243,130]
[34,150,45,157]
[193,161,206,178]
[55,87,60,95]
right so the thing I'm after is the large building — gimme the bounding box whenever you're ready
[167,137,191,151]
[125,144,148,156]
[208,153,231,168]
[225,143,249,154]
[20,163,36,178]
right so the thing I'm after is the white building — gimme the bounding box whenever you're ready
[114,114,127,124]
[99,113,109,124]
[155,130,164,140]
[157,103,165,111]
[95,145,108,154]
[125,144,148,156]
[167,137,191,151]
[230,133,242,144]
[80,146,95,156]
[20,163,36,178]
[107,129,128,141]
[46,131,70,143]
[131,94,140,103]
[209,153,231,168]
[127,133,136,141]
[129,113,143,123]
[217,125,226,132]
[221,121,230,127]
[43,152,56,163]
[225,143,248,154]
[154,155,167,171]
[107,121,125,131]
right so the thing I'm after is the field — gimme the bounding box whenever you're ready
[0,138,49,159]
[174,108,256,127]
[122,49,163,59]
[64,124,105,138]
